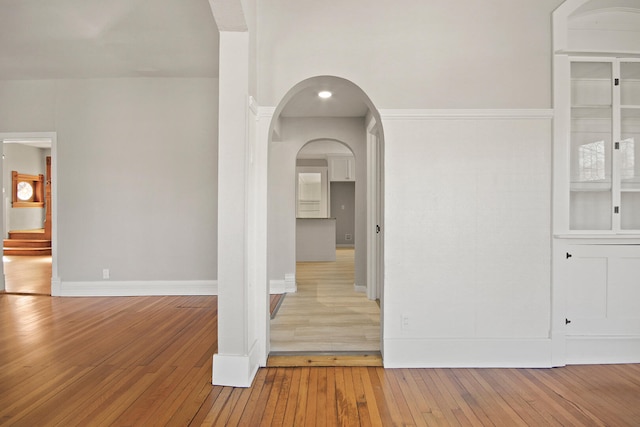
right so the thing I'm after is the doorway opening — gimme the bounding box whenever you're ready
[266,76,385,365]
[0,133,56,296]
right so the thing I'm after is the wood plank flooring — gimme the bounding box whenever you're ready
[2,293,640,425]
[270,248,380,352]
[2,255,51,295]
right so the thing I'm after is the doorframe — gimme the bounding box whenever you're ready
[0,132,58,294]
[366,117,383,301]
[256,76,386,365]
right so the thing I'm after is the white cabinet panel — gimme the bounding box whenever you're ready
[328,156,355,181]
[567,256,608,319]
[609,257,640,319]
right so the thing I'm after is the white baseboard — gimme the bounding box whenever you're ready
[57,280,218,297]
[51,277,62,296]
[212,340,260,387]
[383,338,553,368]
[354,283,366,293]
[269,280,286,294]
[270,273,296,294]
[566,336,640,365]
[285,273,296,292]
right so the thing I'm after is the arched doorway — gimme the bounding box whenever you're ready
[266,76,385,360]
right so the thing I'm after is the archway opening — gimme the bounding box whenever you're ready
[266,76,385,362]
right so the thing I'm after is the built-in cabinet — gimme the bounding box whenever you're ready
[559,58,640,363]
[553,0,640,365]
[328,155,355,182]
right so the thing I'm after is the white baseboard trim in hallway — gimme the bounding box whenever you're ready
[57,280,218,296]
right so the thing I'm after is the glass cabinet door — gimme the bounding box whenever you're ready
[620,61,640,230]
[570,61,613,230]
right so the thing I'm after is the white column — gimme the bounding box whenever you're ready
[212,31,259,387]
[248,101,273,367]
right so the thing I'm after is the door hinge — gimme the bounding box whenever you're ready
[614,206,620,214]
[566,252,572,259]
[565,318,572,325]
[615,142,620,150]
[614,78,619,86]
[376,225,381,234]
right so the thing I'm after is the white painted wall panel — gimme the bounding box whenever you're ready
[382,113,552,365]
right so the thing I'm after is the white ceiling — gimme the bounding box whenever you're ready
[0,0,219,79]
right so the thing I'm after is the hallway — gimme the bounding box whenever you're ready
[270,248,380,352]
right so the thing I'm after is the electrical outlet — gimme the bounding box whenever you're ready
[102,268,110,280]
[345,234,352,241]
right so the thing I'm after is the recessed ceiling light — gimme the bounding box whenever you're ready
[318,91,332,99]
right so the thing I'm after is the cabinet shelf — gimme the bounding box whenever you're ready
[570,188,612,192]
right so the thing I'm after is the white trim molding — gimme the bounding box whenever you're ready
[212,339,260,387]
[269,280,286,294]
[57,280,218,297]
[269,273,296,294]
[249,96,276,119]
[379,109,554,121]
[566,336,640,365]
[383,338,554,368]
[284,273,296,293]
[51,277,62,296]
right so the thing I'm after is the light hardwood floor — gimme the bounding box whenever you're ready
[270,248,380,352]
[2,293,640,425]
[2,255,52,295]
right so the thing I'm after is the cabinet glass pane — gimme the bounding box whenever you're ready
[621,192,640,230]
[570,62,613,230]
[570,192,612,230]
[620,108,640,230]
[571,62,612,106]
[621,109,640,190]
[621,62,640,106]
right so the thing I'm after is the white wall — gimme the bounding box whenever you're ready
[257,0,562,109]
[382,113,552,366]
[268,117,366,287]
[0,78,218,291]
